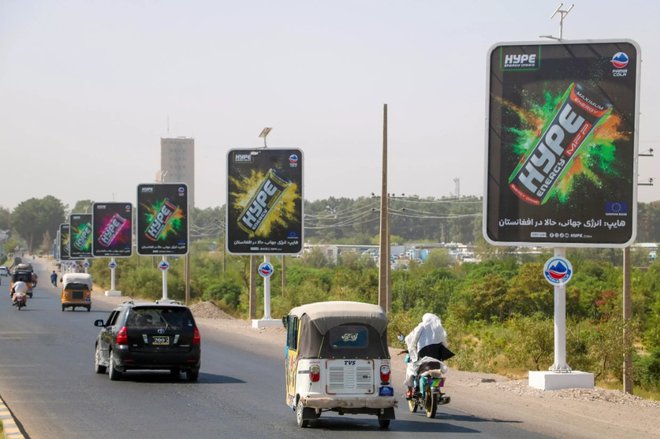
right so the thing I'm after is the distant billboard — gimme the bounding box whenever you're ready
[69,214,93,259]
[226,148,303,254]
[58,223,71,260]
[136,183,188,255]
[92,202,133,257]
[484,40,640,247]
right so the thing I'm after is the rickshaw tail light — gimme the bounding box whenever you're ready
[116,327,128,345]
[192,327,201,345]
[309,364,321,382]
[380,365,391,384]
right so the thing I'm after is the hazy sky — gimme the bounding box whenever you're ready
[1,0,659,210]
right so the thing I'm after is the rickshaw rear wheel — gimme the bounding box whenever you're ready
[378,418,391,429]
[295,400,311,428]
[61,305,65,311]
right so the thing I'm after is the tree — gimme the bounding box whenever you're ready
[0,207,10,230]
[10,196,66,252]
[70,199,94,214]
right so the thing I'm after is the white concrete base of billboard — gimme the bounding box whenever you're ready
[105,290,122,297]
[528,370,594,390]
[252,318,282,329]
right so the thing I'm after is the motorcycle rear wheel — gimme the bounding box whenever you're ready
[424,390,438,418]
[407,398,418,413]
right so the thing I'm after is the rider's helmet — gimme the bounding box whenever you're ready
[13,281,28,294]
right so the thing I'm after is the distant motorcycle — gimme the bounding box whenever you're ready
[13,290,27,310]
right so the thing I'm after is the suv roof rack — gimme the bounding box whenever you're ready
[155,299,183,305]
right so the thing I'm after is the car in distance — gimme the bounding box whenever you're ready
[94,300,201,381]
[0,266,9,277]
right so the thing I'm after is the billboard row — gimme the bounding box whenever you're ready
[226,148,303,254]
[484,40,640,247]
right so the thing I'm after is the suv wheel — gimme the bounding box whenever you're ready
[185,368,199,382]
[94,344,107,374]
[108,352,122,381]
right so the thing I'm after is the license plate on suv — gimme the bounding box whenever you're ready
[152,336,170,346]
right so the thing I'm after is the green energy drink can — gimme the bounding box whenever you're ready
[73,222,93,251]
[508,83,612,205]
[238,168,290,235]
[145,199,177,241]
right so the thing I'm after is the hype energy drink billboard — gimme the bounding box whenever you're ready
[227,148,303,254]
[137,183,188,255]
[92,202,133,257]
[58,223,71,260]
[484,40,640,247]
[70,214,93,259]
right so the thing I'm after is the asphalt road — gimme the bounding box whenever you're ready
[0,258,551,439]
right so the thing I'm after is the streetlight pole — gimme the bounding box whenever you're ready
[378,104,391,313]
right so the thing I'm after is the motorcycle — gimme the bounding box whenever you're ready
[398,335,452,418]
[13,290,27,310]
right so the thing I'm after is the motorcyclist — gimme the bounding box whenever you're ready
[11,281,28,306]
[404,313,448,399]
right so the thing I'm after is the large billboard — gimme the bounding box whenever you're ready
[227,148,303,254]
[92,202,133,257]
[69,214,93,259]
[58,223,71,260]
[136,183,188,255]
[484,40,640,247]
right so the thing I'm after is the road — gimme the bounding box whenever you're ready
[0,258,550,439]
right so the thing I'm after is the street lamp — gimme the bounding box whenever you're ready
[259,127,272,148]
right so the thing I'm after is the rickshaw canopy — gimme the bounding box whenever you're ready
[62,273,93,290]
[287,301,390,359]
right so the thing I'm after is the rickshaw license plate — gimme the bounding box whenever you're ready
[152,336,170,345]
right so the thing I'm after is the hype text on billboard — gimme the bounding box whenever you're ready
[227,148,303,254]
[484,40,639,247]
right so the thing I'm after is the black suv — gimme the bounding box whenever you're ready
[94,300,201,381]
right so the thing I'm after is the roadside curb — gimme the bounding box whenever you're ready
[0,396,25,439]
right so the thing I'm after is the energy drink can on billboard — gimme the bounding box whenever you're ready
[73,222,93,251]
[98,213,128,248]
[145,199,178,241]
[237,168,290,235]
[508,83,612,205]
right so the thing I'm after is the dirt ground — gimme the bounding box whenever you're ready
[101,296,660,439]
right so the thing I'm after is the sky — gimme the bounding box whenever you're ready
[1,0,659,211]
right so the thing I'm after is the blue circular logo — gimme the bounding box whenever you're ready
[543,257,573,286]
[158,260,170,271]
[611,52,629,69]
[108,261,117,269]
[289,154,299,164]
[258,262,274,278]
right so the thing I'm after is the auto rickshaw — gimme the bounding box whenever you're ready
[282,301,396,429]
[10,266,37,298]
[61,273,93,312]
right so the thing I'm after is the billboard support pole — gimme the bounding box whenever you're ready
[263,255,271,319]
[551,247,570,372]
[110,258,116,291]
[162,256,168,300]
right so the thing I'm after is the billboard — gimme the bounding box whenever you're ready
[136,183,188,255]
[58,223,71,260]
[70,214,93,259]
[92,202,133,257]
[227,148,303,254]
[484,40,640,247]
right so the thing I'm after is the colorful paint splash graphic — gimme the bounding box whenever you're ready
[500,88,629,203]
[230,169,299,238]
[142,199,185,241]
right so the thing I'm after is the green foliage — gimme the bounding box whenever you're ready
[10,196,66,252]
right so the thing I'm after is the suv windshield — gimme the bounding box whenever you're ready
[126,307,194,330]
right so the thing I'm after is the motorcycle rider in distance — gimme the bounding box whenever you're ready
[11,281,28,306]
[404,313,448,399]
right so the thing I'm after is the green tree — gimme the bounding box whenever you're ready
[0,207,10,230]
[70,199,94,214]
[10,196,66,252]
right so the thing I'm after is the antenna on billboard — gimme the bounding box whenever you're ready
[539,3,574,41]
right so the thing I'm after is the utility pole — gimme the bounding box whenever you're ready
[378,104,391,313]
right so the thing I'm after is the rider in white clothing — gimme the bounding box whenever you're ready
[404,313,448,396]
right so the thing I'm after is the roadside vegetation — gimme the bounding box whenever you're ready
[1,197,659,398]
